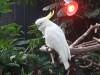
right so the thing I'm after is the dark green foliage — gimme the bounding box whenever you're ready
[0,0,11,15]
[0,23,65,75]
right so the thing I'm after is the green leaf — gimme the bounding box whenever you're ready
[6,63,20,67]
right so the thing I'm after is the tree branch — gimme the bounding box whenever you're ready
[70,23,100,48]
[70,43,100,54]
[40,42,100,55]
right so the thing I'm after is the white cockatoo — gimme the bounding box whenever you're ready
[35,11,71,70]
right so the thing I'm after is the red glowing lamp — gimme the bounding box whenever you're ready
[66,1,78,16]
[63,1,78,16]
[57,1,78,17]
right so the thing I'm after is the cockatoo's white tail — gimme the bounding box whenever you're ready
[64,61,70,70]
[63,48,70,70]
[59,45,71,70]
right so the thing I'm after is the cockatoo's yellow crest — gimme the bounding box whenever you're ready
[45,10,54,19]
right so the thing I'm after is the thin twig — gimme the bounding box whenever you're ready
[75,40,98,48]
[93,37,100,43]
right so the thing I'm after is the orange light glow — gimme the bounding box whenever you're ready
[68,5,75,12]
[66,1,78,16]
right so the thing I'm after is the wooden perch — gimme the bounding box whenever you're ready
[70,44,100,54]
[40,43,100,55]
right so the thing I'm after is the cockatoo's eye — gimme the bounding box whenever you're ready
[40,23,43,25]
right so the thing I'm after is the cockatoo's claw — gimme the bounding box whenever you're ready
[39,45,48,52]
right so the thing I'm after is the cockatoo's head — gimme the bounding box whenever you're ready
[35,11,54,33]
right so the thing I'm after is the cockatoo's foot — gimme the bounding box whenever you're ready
[39,45,48,52]
[40,45,55,64]
[48,48,55,64]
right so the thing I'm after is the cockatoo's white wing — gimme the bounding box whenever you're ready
[45,24,71,69]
